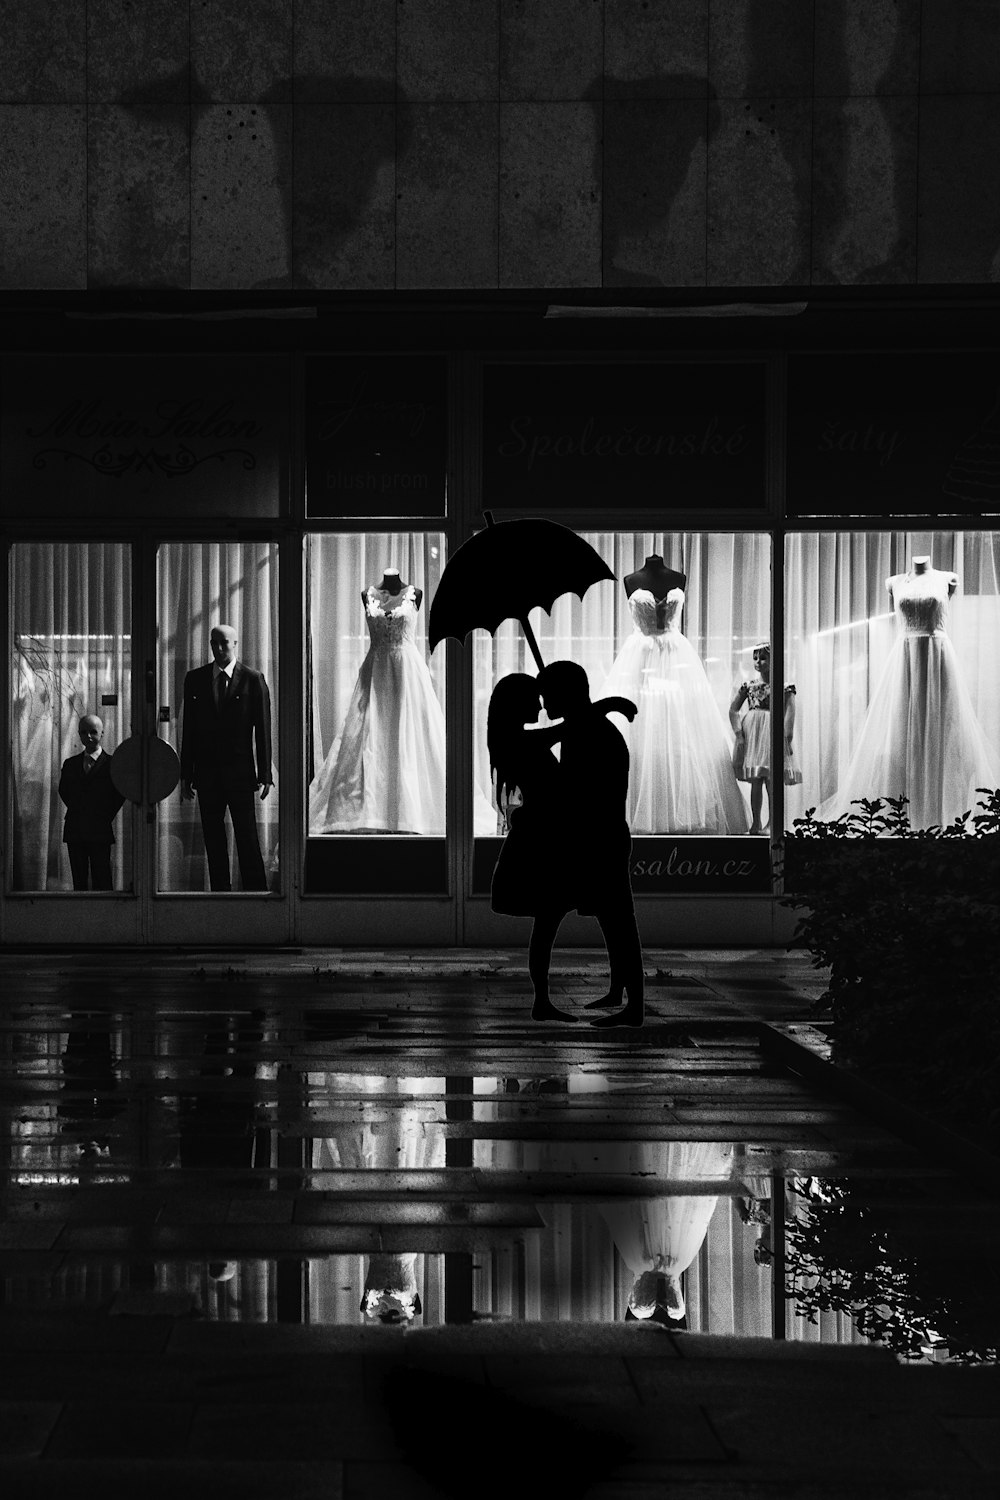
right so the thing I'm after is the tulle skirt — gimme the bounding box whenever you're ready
[738,708,803,785]
[603,629,749,835]
[309,643,446,835]
[818,632,1000,830]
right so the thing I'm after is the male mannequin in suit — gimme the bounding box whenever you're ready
[58,714,126,890]
[180,623,273,892]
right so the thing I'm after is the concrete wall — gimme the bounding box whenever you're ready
[2,0,999,292]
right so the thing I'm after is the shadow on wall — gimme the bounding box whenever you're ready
[113,72,409,291]
[585,76,721,289]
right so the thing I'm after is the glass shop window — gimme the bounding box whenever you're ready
[9,542,133,893]
[783,530,1000,834]
[472,531,771,839]
[306,532,449,837]
[156,541,279,893]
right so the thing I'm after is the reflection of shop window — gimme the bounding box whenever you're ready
[473,532,771,838]
[784,531,1000,833]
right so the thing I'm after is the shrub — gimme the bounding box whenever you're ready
[781,789,1000,1147]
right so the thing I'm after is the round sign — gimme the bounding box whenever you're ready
[111,735,182,805]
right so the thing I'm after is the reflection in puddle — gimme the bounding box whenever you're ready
[3,1010,995,1362]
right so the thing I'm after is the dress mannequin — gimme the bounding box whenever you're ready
[602,557,748,835]
[818,554,1000,829]
[729,642,801,835]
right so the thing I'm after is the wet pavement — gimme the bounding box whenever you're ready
[1,948,998,1496]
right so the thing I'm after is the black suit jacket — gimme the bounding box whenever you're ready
[58,752,126,844]
[180,661,273,788]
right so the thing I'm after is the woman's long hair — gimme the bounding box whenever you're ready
[487,673,541,806]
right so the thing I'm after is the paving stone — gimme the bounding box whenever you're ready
[187,1401,397,1461]
[45,1399,196,1459]
[0,1401,62,1459]
[0,1459,344,1499]
[939,1415,1000,1471]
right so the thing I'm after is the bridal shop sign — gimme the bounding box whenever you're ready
[483,362,768,510]
[0,356,290,519]
[472,836,771,896]
[305,356,447,517]
[788,353,1000,516]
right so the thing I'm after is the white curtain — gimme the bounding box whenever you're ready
[156,542,279,891]
[784,530,1000,826]
[473,530,771,831]
[306,531,446,821]
[10,542,132,891]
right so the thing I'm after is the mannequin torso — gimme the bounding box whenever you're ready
[624,555,686,600]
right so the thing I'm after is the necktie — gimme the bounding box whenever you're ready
[218,673,229,710]
[83,756,94,775]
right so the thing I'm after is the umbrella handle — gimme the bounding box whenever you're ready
[519,616,545,673]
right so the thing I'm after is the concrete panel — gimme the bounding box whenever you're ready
[500,0,603,101]
[0,0,86,103]
[192,103,291,289]
[707,96,811,285]
[294,0,395,101]
[499,102,601,287]
[292,104,396,289]
[192,0,293,102]
[918,96,1000,283]
[87,0,189,103]
[920,0,1000,94]
[814,0,921,97]
[396,104,498,288]
[710,0,814,98]
[605,0,709,98]
[88,105,190,288]
[812,95,917,284]
[398,0,500,101]
[0,106,86,288]
[603,100,709,287]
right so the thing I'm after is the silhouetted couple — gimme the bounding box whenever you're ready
[487,661,644,1027]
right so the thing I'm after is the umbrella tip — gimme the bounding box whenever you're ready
[483,510,495,527]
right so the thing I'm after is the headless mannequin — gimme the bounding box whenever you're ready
[623,555,686,599]
[624,556,686,631]
[363,568,423,611]
[887,554,956,610]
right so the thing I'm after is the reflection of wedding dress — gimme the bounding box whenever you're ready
[819,569,1000,829]
[311,1074,445,1173]
[595,1141,734,1281]
[602,589,749,834]
[309,586,446,835]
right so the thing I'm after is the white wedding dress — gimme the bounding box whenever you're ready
[602,588,749,835]
[819,568,1000,829]
[309,585,447,835]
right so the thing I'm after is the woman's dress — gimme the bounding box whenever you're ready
[309,585,446,835]
[602,588,749,835]
[818,569,1000,829]
[735,679,802,785]
[490,730,573,916]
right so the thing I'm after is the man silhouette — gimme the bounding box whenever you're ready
[58,714,126,890]
[180,623,273,892]
[534,661,644,1027]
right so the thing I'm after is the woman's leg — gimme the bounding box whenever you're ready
[528,907,575,1021]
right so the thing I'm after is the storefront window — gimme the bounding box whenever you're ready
[783,530,1000,833]
[156,542,279,892]
[473,531,771,838]
[306,532,449,837]
[9,542,132,893]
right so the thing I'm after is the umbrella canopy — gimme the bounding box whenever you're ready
[428,512,615,670]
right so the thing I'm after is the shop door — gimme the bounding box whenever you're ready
[3,536,290,947]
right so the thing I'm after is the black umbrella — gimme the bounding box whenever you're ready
[428,512,615,670]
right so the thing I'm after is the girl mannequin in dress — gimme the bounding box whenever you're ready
[729,643,801,836]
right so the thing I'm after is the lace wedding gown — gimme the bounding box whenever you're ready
[309,585,447,835]
[602,588,749,834]
[819,568,1000,829]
